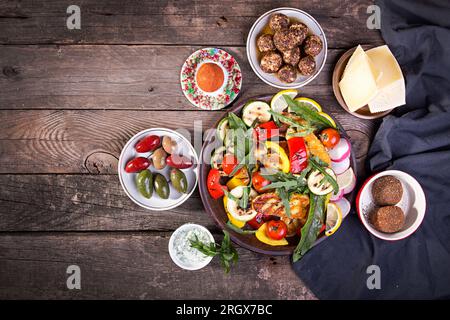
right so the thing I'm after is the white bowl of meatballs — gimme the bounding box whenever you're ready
[246,8,327,89]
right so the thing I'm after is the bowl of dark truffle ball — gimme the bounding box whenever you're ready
[246,8,327,89]
[356,170,426,241]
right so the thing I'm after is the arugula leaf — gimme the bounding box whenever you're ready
[239,186,250,209]
[284,95,335,129]
[226,221,257,235]
[228,112,247,130]
[277,187,291,218]
[223,190,240,203]
[268,110,314,132]
[189,230,239,273]
[309,156,339,194]
[293,195,326,262]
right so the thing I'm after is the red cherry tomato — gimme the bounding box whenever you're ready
[207,168,227,199]
[252,171,271,193]
[125,157,150,173]
[135,135,161,153]
[166,154,193,169]
[266,220,288,240]
[319,128,341,149]
[222,154,238,175]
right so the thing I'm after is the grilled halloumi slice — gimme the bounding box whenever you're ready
[251,192,309,220]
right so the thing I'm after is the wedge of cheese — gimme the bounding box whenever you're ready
[339,45,380,112]
[366,45,406,113]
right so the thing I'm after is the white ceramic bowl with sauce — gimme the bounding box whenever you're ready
[246,7,327,89]
[356,170,426,241]
[118,128,199,211]
[169,223,215,270]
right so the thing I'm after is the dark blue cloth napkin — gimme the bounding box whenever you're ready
[293,0,450,299]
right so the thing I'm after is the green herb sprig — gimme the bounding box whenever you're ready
[190,230,238,273]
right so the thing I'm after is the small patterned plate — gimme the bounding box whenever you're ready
[180,48,242,110]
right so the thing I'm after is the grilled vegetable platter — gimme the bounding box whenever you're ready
[199,90,357,260]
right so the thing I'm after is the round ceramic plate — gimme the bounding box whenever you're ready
[356,170,426,241]
[198,95,357,255]
[180,48,242,110]
[246,7,327,89]
[118,128,199,211]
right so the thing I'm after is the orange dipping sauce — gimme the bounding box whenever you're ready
[196,63,224,93]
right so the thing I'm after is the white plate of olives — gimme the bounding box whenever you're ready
[118,128,199,211]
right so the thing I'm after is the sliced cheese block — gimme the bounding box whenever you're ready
[339,46,380,112]
[344,45,382,82]
[366,45,406,113]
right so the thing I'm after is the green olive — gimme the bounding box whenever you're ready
[170,168,188,193]
[136,170,153,198]
[153,173,170,199]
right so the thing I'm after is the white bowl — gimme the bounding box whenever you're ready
[246,7,327,89]
[168,223,214,270]
[356,170,426,241]
[118,128,199,211]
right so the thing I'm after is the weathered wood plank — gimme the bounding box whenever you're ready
[0,0,382,47]
[0,109,375,173]
[0,174,211,232]
[0,232,316,299]
[0,45,347,111]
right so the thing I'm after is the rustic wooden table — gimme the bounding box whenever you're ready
[0,0,382,299]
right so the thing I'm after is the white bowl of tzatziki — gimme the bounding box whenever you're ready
[169,223,215,270]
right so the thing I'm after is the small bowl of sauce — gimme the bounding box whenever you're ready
[196,62,226,94]
[168,223,214,270]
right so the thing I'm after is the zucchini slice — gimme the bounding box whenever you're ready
[210,146,226,169]
[216,117,229,142]
[241,101,271,127]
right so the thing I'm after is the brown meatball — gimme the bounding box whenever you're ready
[277,64,297,83]
[260,51,283,73]
[298,55,316,76]
[282,47,301,66]
[289,22,308,46]
[257,34,276,53]
[303,35,323,56]
[273,29,300,52]
[372,175,403,205]
[269,13,290,32]
[290,22,309,35]
[370,206,405,233]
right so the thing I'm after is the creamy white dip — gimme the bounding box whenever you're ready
[169,224,214,270]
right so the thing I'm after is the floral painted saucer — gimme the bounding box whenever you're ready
[180,48,242,110]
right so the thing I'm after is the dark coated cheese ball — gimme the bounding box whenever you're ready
[372,175,403,205]
[303,35,323,56]
[370,206,405,233]
[298,55,316,76]
[260,51,283,73]
[269,13,290,32]
[289,22,308,46]
[257,34,276,53]
[282,46,301,66]
[273,29,300,52]
[277,64,297,83]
